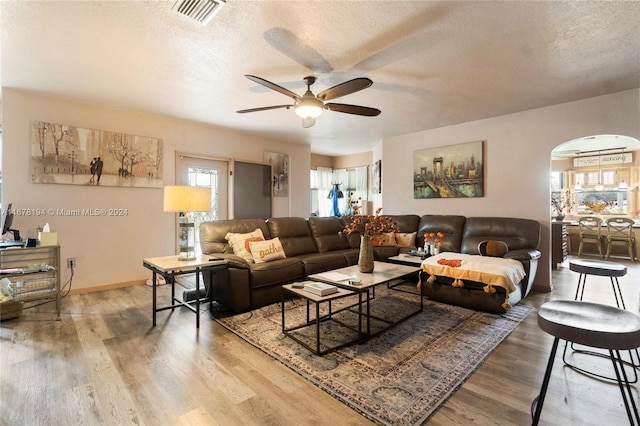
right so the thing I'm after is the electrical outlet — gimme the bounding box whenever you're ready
[67,258,76,268]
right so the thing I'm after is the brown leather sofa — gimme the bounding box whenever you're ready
[199,215,541,314]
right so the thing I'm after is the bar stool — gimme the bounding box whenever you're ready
[569,259,627,308]
[531,300,640,426]
[567,258,639,380]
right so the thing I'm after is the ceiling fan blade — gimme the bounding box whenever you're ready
[264,28,333,74]
[245,75,300,101]
[236,105,292,113]
[325,103,381,117]
[317,78,373,101]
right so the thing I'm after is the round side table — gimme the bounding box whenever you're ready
[569,259,627,308]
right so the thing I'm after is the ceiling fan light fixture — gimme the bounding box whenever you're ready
[294,92,324,119]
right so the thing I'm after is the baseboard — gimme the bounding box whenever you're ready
[67,279,147,295]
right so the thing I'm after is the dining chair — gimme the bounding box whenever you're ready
[577,216,603,257]
[605,217,636,261]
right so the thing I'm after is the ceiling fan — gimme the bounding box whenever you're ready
[237,75,381,128]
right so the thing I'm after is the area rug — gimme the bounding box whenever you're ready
[215,284,533,425]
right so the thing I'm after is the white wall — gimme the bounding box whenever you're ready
[381,89,640,292]
[2,88,310,291]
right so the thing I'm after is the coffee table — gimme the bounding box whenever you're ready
[281,282,365,356]
[308,261,422,337]
[386,253,427,266]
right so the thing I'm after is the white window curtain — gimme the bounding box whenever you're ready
[353,166,368,214]
[313,166,369,217]
[316,167,334,217]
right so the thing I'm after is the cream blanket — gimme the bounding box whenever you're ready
[420,253,525,309]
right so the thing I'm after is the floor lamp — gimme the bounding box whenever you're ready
[163,185,211,261]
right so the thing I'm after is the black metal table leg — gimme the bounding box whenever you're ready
[152,270,157,326]
[532,337,560,426]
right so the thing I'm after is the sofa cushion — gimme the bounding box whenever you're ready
[372,233,396,247]
[395,232,417,248]
[200,219,271,254]
[267,217,318,256]
[478,240,509,257]
[308,216,351,252]
[340,216,362,248]
[225,228,265,263]
[249,238,286,263]
[418,215,467,253]
[295,252,349,275]
[248,258,304,289]
[461,217,541,254]
[389,215,421,233]
[373,246,401,260]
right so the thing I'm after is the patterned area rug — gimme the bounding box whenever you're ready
[215,283,533,425]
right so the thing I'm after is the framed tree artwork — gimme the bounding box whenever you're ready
[31,121,163,188]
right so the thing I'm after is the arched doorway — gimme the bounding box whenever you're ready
[550,134,640,267]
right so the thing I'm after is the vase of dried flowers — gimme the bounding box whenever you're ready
[339,207,399,273]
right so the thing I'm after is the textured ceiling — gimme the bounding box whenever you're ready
[1,1,639,155]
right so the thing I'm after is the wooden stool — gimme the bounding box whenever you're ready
[531,300,640,425]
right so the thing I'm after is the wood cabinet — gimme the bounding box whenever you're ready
[0,245,61,319]
[551,222,568,269]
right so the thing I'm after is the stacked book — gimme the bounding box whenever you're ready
[303,282,338,296]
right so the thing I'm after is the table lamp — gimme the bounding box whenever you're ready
[163,185,211,261]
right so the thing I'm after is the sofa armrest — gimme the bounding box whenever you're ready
[504,248,541,262]
[208,253,251,269]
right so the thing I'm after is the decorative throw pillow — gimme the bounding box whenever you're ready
[248,238,287,264]
[395,232,417,248]
[478,240,509,257]
[371,232,397,247]
[225,229,265,263]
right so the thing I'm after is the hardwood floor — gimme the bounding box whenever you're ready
[1,255,638,425]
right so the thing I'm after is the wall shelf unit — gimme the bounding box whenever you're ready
[0,245,61,319]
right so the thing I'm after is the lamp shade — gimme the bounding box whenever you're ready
[163,186,211,212]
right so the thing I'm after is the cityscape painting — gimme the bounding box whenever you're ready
[30,121,163,188]
[413,140,484,198]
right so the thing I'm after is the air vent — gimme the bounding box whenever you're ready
[172,0,226,25]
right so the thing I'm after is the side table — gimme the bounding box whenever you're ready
[568,258,627,308]
[143,255,227,329]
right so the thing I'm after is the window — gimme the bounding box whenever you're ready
[577,190,628,215]
[310,166,368,217]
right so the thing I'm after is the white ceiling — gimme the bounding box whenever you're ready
[1,1,639,156]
